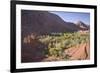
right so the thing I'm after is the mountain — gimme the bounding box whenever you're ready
[21,10,89,37]
[75,21,89,30]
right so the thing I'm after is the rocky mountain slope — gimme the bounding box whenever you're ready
[21,10,89,36]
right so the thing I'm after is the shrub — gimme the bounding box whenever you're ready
[38,32,89,60]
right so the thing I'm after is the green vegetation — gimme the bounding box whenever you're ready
[38,32,89,60]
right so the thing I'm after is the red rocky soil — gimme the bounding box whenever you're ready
[64,43,90,60]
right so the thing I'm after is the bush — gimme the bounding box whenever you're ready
[38,32,89,60]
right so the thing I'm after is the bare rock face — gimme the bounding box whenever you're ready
[64,43,90,60]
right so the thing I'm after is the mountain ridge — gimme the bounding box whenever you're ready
[21,10,89,37]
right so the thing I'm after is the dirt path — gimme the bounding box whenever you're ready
[64,43,90,60]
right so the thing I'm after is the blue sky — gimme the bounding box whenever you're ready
[50,11,90,25]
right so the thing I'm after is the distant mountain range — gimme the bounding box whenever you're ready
[21,10,89,37]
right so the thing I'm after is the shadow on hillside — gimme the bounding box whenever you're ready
[21,38,47,63]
